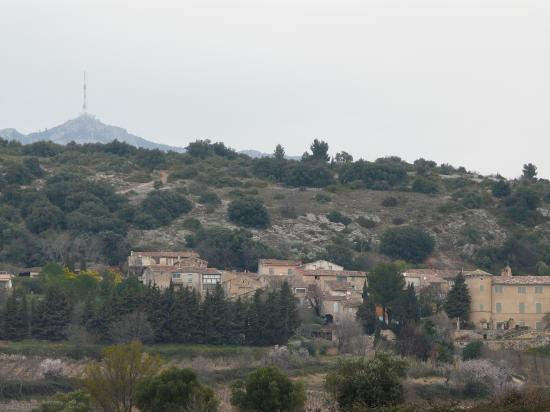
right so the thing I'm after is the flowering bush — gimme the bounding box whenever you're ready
[453,359,515,397]
[40,358,65,378]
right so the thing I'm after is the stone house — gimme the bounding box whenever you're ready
[221,271,262,300]
[142,265,222,293]
[301,260,344,271]
[128,251,207,277]
[0,271,13,289]
[257,259,302,276]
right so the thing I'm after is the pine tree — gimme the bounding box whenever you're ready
[279,281,300,343]
[200,284,231,344]
[160,284,177,342]
[2,289,29,340]
[34,286,73,340]
[245,290,264,346]
[444,273,471,330]
[146,285,164,342]
[274,144,285,160]
[356,286,377,335]
[394,284,420,327]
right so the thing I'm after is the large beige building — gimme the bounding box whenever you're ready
[404,267,550,331]
[257,259,302,276]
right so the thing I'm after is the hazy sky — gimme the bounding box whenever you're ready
[1,0,549,178]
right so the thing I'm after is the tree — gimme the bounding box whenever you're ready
[274,144,285,160]
[356,281,377,335]
[34,391,92,412]
[325,353,407,410]
[34,286,73,340]
[522,163,538,180]
[379,227,435,263]
[334,151,353,164]
[491,180,511,198]
[395,325,433,361]
[393,284,420,326]
[1,289,29,340]
[83,341,162,412]
[136,368,218,412]
[367,263,405,324]
[462,340,484,360]
[227,197,270,229]
[230,366,305,412]
[305,139,330,162]
[278,281,300,343]
[444,273,471,330]
[109,311,154,344]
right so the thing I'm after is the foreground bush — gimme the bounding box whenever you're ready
[325,353,408,410]
[230,366,305,412]
[452,359,514,397]
[136,368,218,412]
[34,391,91,412]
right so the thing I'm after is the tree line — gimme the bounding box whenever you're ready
[0,264,300,346]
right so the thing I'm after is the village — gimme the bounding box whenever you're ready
[2,251,549,342]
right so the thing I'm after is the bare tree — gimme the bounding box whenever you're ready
[307,284,324,317]
[335,315,368,355]
[110,311,154,344]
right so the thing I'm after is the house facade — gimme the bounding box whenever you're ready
[0,271,13,289]
[257,259,302,276]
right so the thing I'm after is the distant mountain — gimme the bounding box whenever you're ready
[0,114,184,152]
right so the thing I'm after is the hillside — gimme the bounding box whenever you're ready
[0,136,549,275]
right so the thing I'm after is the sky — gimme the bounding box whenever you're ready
[1,0,549,178]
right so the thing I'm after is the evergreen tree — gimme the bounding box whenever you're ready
[245,290,265,346]
[34,286,73,340]
[444,273,471,330]
[2,289,29,340]
[367,263,405,324]
[393,284,420,327]
[230,297,248,345]
[159,284,177,342]
[356,282,377,335]
[201,284,231,344]
[146,286,164,342]
[273,144,285,160]
[279,281,300,343]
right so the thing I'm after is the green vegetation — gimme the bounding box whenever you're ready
[444,273,471,329]
[463,340,484,360]
[380,227,435,263]
[227,197,270,229]
[325,353,408,410]
[230,366,306,412]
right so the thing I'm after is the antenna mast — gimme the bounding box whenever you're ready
[82,71,87,113]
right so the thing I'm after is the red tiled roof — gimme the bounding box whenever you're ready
[492,276,550,285]
[259,259,302,266]
[298,269,367,277]
[134,251,199,258]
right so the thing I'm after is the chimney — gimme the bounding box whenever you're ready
[501,265,512,277]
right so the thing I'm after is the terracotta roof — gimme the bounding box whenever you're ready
[134,251,199,258]
[403,268,492,280]
[0,273,12,281]
[492,276,550,285]
[299,269,367,277]
[146,265,203,273]
[259,259,302,266]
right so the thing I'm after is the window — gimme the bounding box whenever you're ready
[333,302,339,313]
[295,288,306,294]
[535,286,544,294]
[187,274,193,283]
[448,280,455,287]
[518,286,526,294]
[519,302,525,314]
[336,275,347,282]
[202,274,221,284]
[495,302,502,313]
[536,321,543,330]
[480,284,485,292]
[171,272,182,279]
[494,285,503,293]
[479,304,484,311]
[536,302,542,314]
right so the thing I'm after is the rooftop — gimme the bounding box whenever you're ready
[492,275,550,285]
[259,259,302,266]
[132,251,199,258]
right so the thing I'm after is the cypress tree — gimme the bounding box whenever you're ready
[34,286,73,340]
[279,281,300,343]
[160,284,177,342]
[3,290,29,340]
[394,284,420,327]
[146,286,164,342]
[245,290,264,346]
[356,288,378,335]
[444,273,471,330]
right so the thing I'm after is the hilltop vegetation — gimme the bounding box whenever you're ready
[1,137,550,274]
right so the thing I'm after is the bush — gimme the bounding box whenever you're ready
[230,366,306,412]
[135,190,193,229]
[227,197,270,229]
[356,216,377,228]
[314,193,332,203]
[198,192,221,206]
[325,353,407,410]
[412,177,439,194]
[136,368,218,412]
[452,359,514,397]
[380,227,435,263]
[34,390,91,412]
[462,340,484,360]
[492,180,511,198]
[327,211,352,225]
[382,196,398,207]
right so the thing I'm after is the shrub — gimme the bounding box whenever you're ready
[452,359,514,397]
[356,216,377,228]
[412,177,439,194]
[227,197,270,229]
[325,353,407,410]
[34,390,91,412]
[230,366,306,412]
[492,180,511,198]
[380,227,435,263]
[392,217,405,225]
[136,368,218,412]
[198,192,221,206]
[135,190,193,229]
[462,340,484,360]
[382,196,398,207]
[181,218,202,231]
[326,211,352,225]
[314,193,332,203]
[461,193,485,209]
